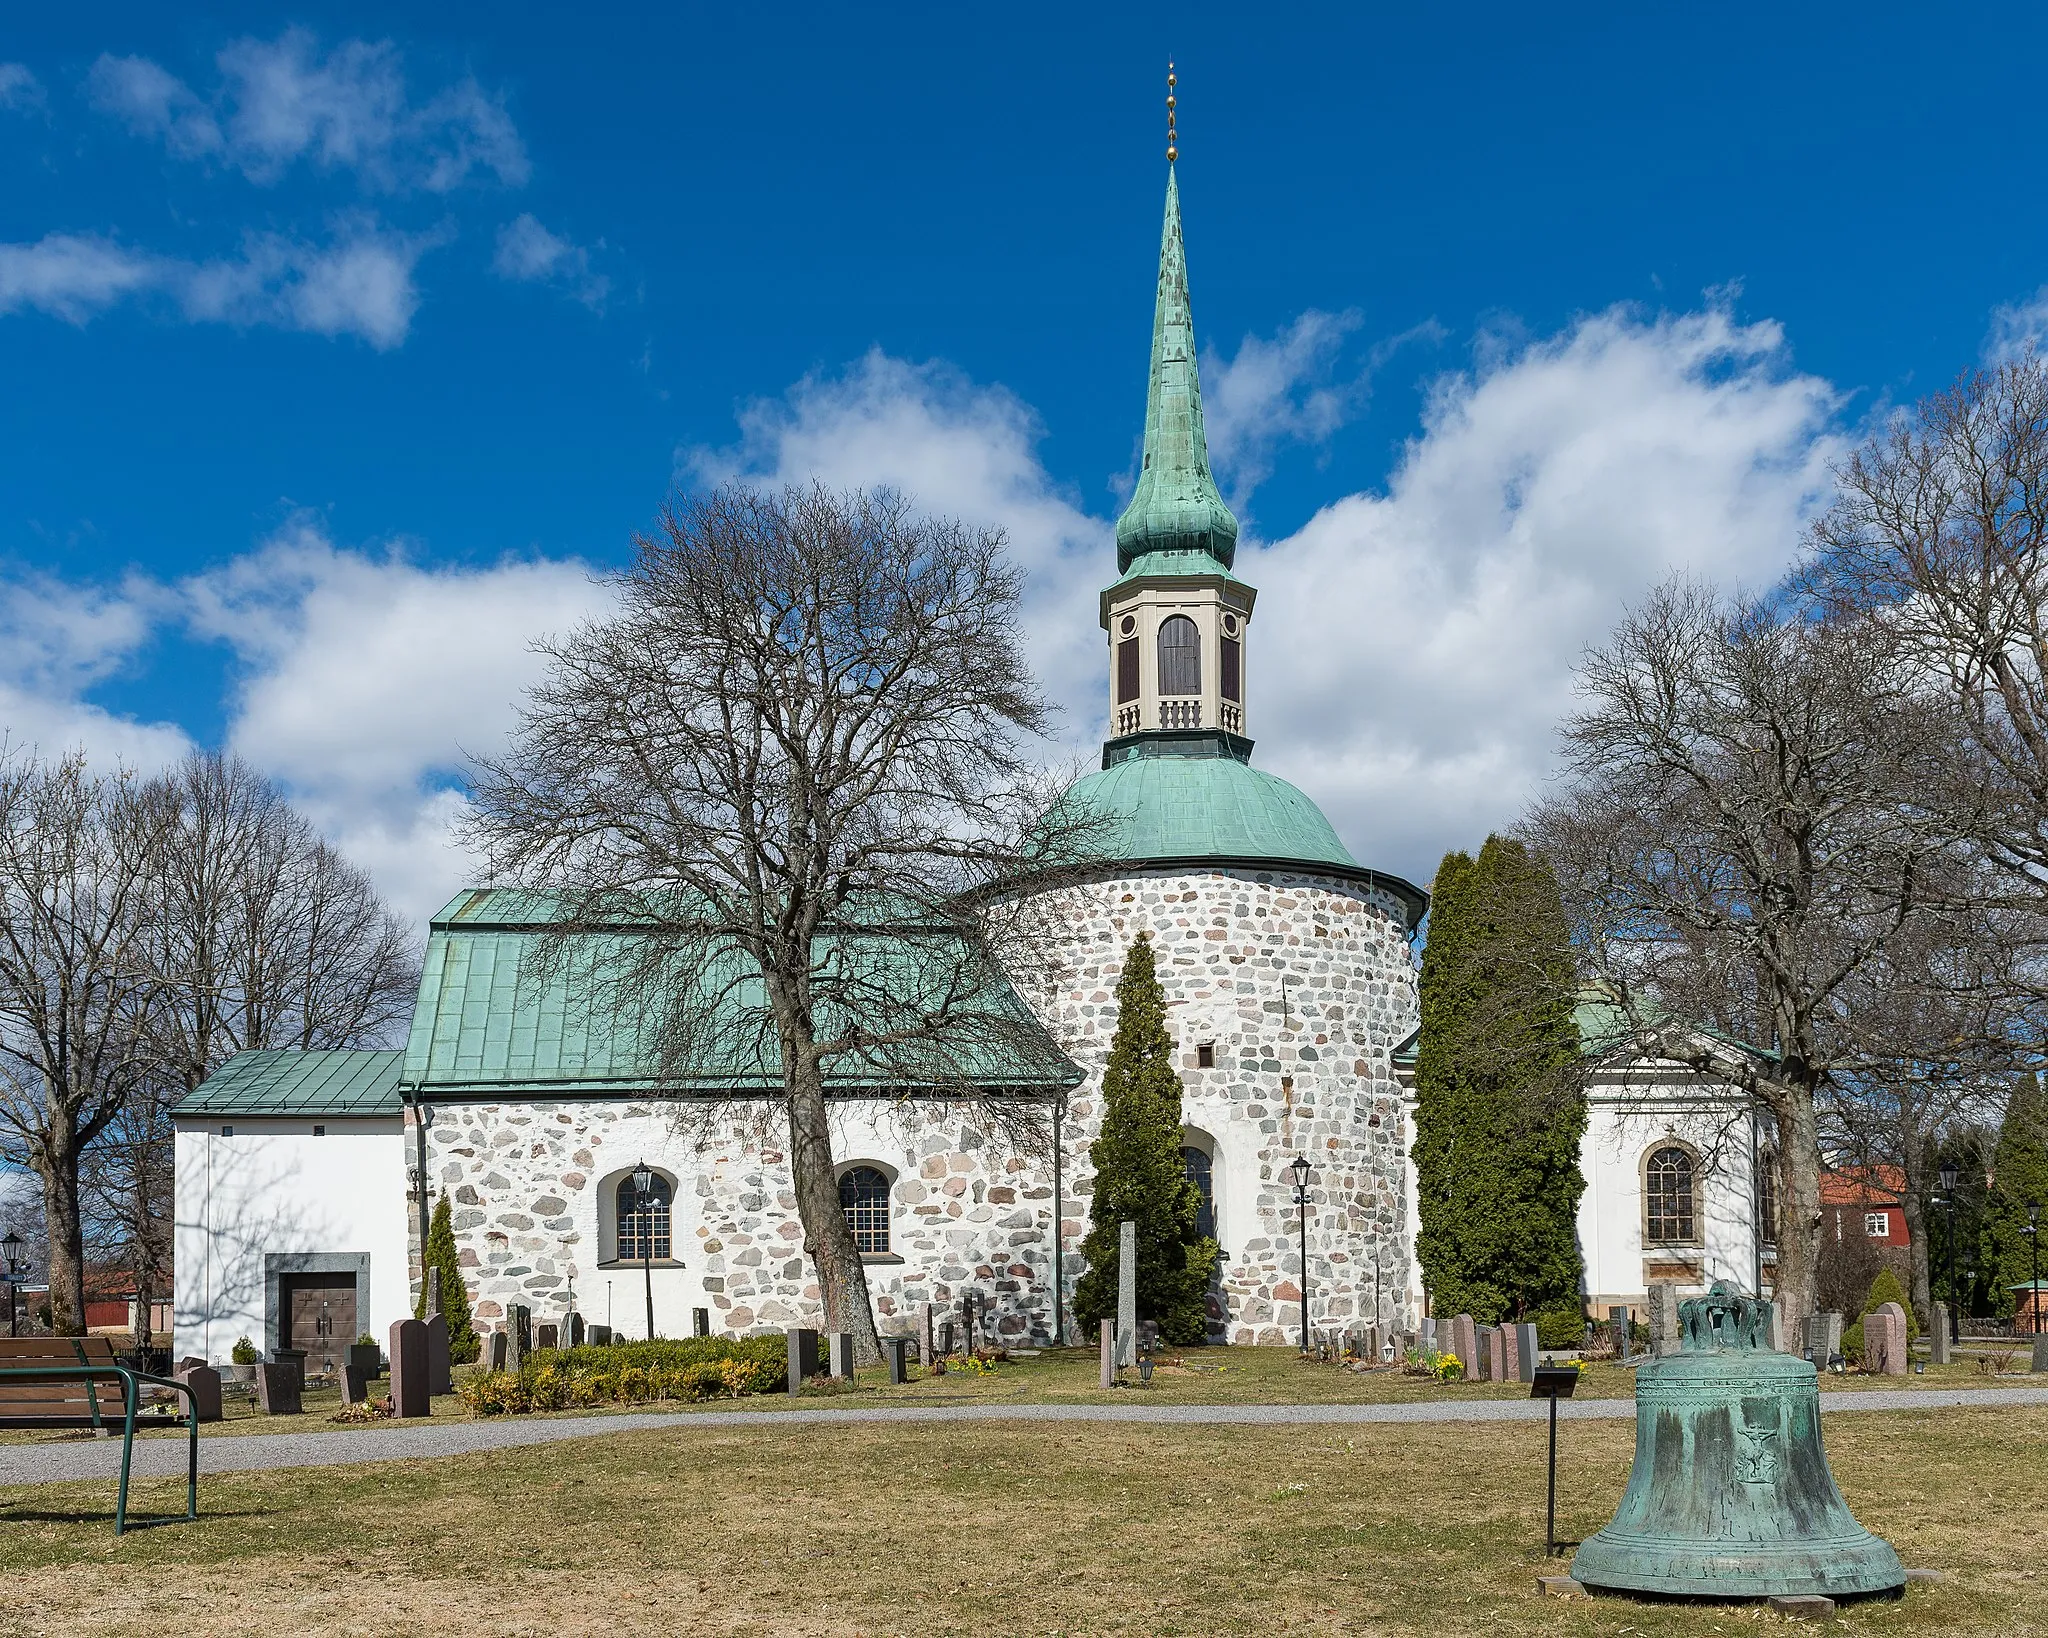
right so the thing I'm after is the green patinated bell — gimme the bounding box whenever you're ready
[1572,1284,1904,1601]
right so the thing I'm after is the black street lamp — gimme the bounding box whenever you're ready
[1289,1155,1313,1353]
[2026,1202,2042,1337]
[632,1159,657,1342]
[1,1230,21,1338]
[1938,1158,1960,1343]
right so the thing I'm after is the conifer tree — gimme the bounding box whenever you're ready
[416,1193,481,1364]
[1982,1072,2048,1319]
[1412,836,1588,1336]
[1073,934,1218,1345]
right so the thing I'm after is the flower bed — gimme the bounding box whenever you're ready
[457,1336,788,1417]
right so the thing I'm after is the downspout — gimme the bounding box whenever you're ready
[1051,1091,1065,1346]
[403,1083,432,1297]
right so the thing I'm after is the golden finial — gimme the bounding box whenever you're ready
[1166,62,1177,163]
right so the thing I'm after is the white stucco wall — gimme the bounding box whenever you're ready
[173,1116,409,1365]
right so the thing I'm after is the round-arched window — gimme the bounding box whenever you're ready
[1645,1146,1697,1244]
[616,1172,672,1262]
[839,1165,892,1256]
[1181,1145,1215,1240]
[1158,615,1201,696]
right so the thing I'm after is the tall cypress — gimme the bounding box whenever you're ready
[416,1193,481,1364]
[1073,934,1218,1345]
[1982,1072,2048,1319]
[1412,836,1587,1335]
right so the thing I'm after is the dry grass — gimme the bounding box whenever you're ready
[0,1400,2041,1636]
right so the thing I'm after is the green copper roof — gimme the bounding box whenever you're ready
[176,1048,404,1118]
[1062,751,1426,926]
[1114,167,1239,576]
[402,889,1081,1099]
[1112,548,1244,587]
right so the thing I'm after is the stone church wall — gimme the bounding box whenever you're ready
[420,864,1420,1348]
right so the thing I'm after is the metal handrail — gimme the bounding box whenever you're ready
[0,1361,200,1533]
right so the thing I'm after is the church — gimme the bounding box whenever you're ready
[173,156,1773,1371]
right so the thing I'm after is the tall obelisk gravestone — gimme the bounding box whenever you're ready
[1116,1220,1137,1368]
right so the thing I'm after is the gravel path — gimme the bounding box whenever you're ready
[5,1386,2045,1486]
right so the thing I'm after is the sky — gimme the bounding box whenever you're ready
[6,4,2048,928]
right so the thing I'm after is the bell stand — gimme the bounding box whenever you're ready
[1530,1363,1580,1556]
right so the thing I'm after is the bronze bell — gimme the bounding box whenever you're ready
[1572,1284,1903,1602]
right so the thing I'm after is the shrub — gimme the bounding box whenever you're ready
[230,1337,259,1365]
[416,1194,481,1365]
[355,1332,378,1348]
[1534,1306,1586,1350]
[457,1334,790,1417]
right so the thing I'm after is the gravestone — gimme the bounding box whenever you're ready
[2033,1333,2048,1373]
[568,1312,586,1347]
[939,1321,955,1357]
[1609,1304,1630,1360]
[828,1332,856,1380]
[1116,1220,1138,1367]
[486,1330,509,1371]
[1451,1314,1478,1377]
[1420,1316,1436,1352]
[1137,1319,1160,1359]
[175,1355,206,1376]
[884,1337,912,1384]
[1930,1303,1952,1365]
[257,1350,304,1416]
[1098,1318,1114,1389]
[176,1363,222,1423]
[693,1308,710,1338]
[1866,1302,1908,1375]
[536,1322,558,1352]
[341,1364,371,1405]
[424,1311,451,1396]
[588,1323,612,1347]
[960,1293,978,1355]
[506,1304,532,1372]
[920,1302,936,1367]
[1513,1322,1539,1382]
[1766,1301,1786,1355]
[425,1266,443,1319]
[1499,1324,1519,1382]
[1486,1326,1509,1382]
[785,1328,821,1396]
[1804,1311,1843,1368]
[1648,1283,1682,1357]
[389,1318,430,1417]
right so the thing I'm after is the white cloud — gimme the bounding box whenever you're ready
[182,519,610,923]
[0,572,192,770]
[0,63,44,113]
[1987,287,2048,363]
[493,213,609,310]
[1202,308,1366,502]
[89,29,526,192]
[0,219,442,347]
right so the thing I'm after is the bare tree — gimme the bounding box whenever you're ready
[0,754,177,1335]
[1526,579,1960,1327]
[467,484,1097,1361]
[79,1089,174,1352]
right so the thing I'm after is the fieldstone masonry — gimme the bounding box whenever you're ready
[415,866,1420,1350]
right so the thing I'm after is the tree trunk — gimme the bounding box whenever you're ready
[1900,1134,1933,1323]
[783,1057,883,1366]
[1773,1089,1825,1331]
[37,1129,86,1337]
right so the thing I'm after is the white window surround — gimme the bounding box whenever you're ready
[597,1164,681,1266]
[835,1159,899,1263]
[1865,1211,1890,1238]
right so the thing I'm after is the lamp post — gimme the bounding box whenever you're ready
[1938,1158,1960,1344]
[1,1230,21,1338]
[632,1159,656,1342]
[2026,1202,2042,1337]
[1289,1155,1313,1353]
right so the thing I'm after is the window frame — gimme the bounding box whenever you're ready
[837,1163,896,1260]
[1864,1211,1890,1239]
[1157,615,1201,696]
[605,1168,678,1265]
[1643,1143,1699,1246]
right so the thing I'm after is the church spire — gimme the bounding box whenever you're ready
[1114,70,1239,577]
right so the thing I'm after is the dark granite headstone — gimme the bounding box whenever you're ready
[341,1364,371,1405]
[177,1363,222,1423]
[256,1352,303,1416]
[828,1331,856,1380]
[785,1328,821,1396]
[535,1322,559,1352]
[920,1302,935,1367]
[506,1304,532,1372]
[1609,1304,1630,1360]
[884,1336,912,1384]
[389,1317,430,1417]
[1513,1322,1539,1383]
[693,1307,710,1337]
[568,1312,586,1347]
[589,1323,612,1347]
[174,1355,207,1377]
[939,1321,955,1357]
[424,1311,451,1396]
[486,1330,509,1371]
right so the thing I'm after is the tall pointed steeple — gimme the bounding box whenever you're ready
[1113,163,1239,575]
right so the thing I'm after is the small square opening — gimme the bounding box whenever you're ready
[312,1125,326,1137]
[220,1124,234,1137]
[1196,1042,1215,1069]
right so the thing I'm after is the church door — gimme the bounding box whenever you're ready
[280,1275,357,1378]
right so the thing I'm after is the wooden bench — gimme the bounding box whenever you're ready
[0,1336,200,1533]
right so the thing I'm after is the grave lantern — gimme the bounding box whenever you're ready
[1572,1284,1903,1602]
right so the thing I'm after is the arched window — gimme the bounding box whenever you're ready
[616,1173,672,1262]
[839,1165,891,1256]
[1158,616,1201,696]
[1181,1145,1215,1240]
[1645,1146,1697,1244]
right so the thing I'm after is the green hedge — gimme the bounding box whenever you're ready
[458,1335,789,1417]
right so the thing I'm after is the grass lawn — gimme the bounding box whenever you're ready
[0,1401,2039,1636]
[3,1343,2028,1448]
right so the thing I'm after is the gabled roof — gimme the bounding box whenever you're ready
[403,888,1083,1100]
[176,1048,404,1118]
[1389,986,1773,1070]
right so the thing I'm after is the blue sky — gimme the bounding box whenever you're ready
[5,4,2047,922]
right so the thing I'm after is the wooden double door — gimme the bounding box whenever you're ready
[279,1275,357,1378]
